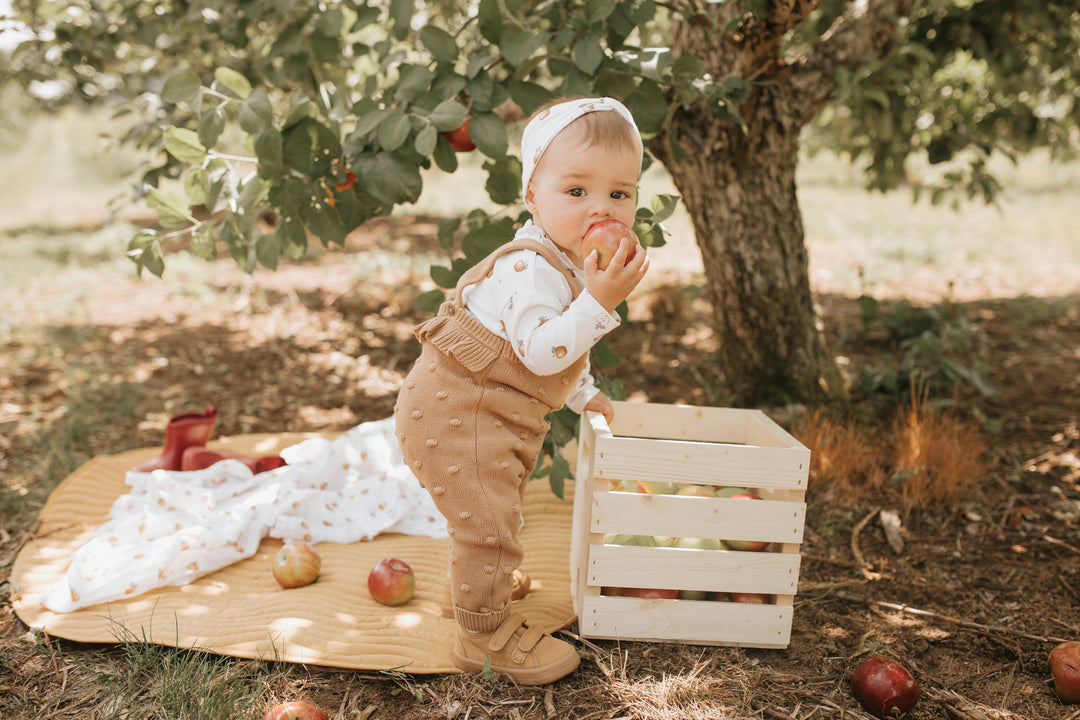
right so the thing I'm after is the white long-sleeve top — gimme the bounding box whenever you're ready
[460,221,620,412]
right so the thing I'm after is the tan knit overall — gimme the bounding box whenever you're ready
[395,238,587,633]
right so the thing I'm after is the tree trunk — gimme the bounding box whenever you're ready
[657,99,842,407]
[652,9,848,407]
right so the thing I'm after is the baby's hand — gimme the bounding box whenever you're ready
[584,236,649,313]
[583,392,615,424]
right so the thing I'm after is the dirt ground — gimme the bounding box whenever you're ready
[2,215,1080,719]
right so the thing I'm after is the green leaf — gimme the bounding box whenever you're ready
[416,288,445,315]
[127,230,165,277]
[592,340,620,368]
[462,222,513,262]
[357,153,423,205]
[484,156,522,205]
[649,193,680,224]
[183,167,211,207]
[388,0,414,39]
[414,124,438,157]
[420,25,458,65]
[161,71,201,105]
[508,81,554,115]
[198,105,227,148]
[437,216,461,250]
[477,0,502,44]
[501,30,546,68]
[718,75,753,105]
[624,80,668,136]
[253,127,285,179]
[255,230,282,270]
[282,118,341,177]
[239,89,274,134]
[429,264,460,289]
[301,198,347,246]
[377,112,412,152]
[144,186,190,229]
[468,111,508,159]
[572,35,605,75]
[429,99,469,131]
[163,127,207,164]
[214,66,252,100]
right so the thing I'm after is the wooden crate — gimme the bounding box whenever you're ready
[570,401,810,649]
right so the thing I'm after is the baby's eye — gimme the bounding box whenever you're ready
[611,190,633,200]
[568,187,585,197]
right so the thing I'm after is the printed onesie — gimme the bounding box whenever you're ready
[395,238,589,632]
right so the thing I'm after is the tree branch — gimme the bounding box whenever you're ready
[789,0,918,123]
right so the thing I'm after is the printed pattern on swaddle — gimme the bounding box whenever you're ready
[41,417,447,613]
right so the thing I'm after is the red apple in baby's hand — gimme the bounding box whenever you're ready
[367,557,416,606]
[441,117,476,152]
[272,542,322,589]
[582,219,640,270]
[261,701,329,720]
[1050,641,1080,704]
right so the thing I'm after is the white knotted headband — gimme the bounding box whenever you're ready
[520,97,642,198]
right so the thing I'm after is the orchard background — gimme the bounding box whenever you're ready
[2,0,1080,718]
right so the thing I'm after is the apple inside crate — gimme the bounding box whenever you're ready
[570,401,810,649]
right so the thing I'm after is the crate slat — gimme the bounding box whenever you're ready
[590,491,805,544]
[586,545,800,594]
[579,595,793,649]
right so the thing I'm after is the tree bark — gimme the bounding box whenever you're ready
[654,0,915,406]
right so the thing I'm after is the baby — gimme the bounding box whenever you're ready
[396,96,649,684]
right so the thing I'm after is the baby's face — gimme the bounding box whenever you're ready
[525,128,640,268]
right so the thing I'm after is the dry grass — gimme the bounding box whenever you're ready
[794,399,989,517]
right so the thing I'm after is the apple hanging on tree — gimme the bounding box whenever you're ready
[441,117,476,152]
[582,219,640,270]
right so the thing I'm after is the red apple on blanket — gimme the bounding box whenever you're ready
[582,219,640,270]
[368,557,415,606]
[261,701,329,720]
[1050,641,1080,704]
[272,542,322,589]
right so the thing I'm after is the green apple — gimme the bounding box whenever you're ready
[715,486,748,498]
[676,484,717,497]
[604,533,657,546]
[640,480,679,494]
[674,537,726,550]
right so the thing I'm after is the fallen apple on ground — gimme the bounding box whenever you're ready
[850,655,920,719]
[261,701,329,720]
[367,557,415,606]
[582,219,640,270]
[271,542,322,589]
[1050,640,1080,704]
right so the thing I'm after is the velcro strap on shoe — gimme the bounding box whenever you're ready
[516,623,545,653]
[488,613,526,652]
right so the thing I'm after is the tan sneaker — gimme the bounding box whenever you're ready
[441,569,532,618]
[453,613,580,685]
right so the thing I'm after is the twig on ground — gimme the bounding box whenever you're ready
[833,591,1071,644]
[851,508,882,581]
[999,661,1017,710]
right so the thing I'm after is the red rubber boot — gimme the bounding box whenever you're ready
[132,406,218,472]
